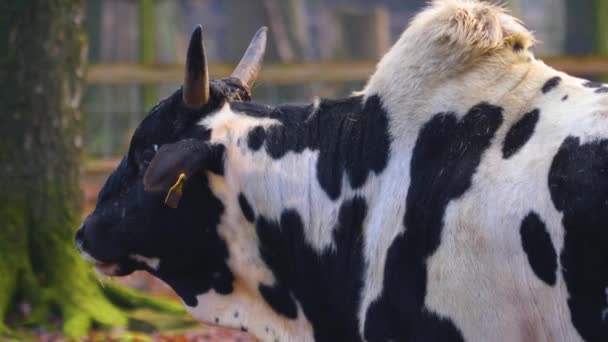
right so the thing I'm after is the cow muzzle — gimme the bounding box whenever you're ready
[75,218,138,276]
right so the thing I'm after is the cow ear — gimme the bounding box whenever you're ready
[143,139,211,194]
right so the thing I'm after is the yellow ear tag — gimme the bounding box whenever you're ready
[165,173,187,209]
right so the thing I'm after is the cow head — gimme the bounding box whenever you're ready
[75,26,266,301]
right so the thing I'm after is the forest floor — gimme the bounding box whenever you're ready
[5,267,255,341]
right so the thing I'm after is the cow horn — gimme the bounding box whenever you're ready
[183,25,210,108]
[231,27,268,91]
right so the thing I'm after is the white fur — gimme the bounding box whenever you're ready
[358,1,606,341]
[187,285,314,341]
[181,1,608,341]
[199,102,382,340]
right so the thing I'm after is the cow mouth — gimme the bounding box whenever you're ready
[93,258,139,276]
[93,261,121,276]
[77,244,139,276]
[79,251,138,277]
[94,259,138,276]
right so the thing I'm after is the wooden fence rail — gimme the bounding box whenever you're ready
[86,61,373,84]
[86,56,608,85]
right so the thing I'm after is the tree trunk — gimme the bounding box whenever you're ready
[597,0,608,55]
[565,0,596,54]
[333,6,390,60]
[139,0,158,113]
[596,0,608,82]
[0,1,128,337]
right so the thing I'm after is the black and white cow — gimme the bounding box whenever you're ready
[76,1,608,341]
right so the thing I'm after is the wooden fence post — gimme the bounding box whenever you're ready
[597,0,608,55]
[138,0,158,114]
[597,0,608,80]
[565,0,596,54]
[333,6,390,59]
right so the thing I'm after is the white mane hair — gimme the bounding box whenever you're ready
[364,0,538,140]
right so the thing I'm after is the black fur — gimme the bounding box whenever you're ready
[502,109,540,159]
[520,211,557,286]
[596,87,608,94]
[239,95,391,200]
[238,193,255,223]
[255,197,367,342]
[152,171,234,306]
[549,136,608,342]
[583,81,603,89]
[364,103,504,342]
[542,77,562,94]
[582,81,608,93]
[258,283,298,319]
[247,126,266,151]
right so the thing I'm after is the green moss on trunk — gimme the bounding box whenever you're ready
[0,0,125,337]
[0,1,185,338]
[0,195,29,333]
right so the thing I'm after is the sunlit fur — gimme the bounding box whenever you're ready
[180,1,608,341]
[361,1,607,341]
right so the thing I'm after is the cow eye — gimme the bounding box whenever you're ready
[140,148,156,168]
[143,149,155,161]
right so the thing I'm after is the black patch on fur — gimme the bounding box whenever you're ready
[584,81,603,88]
[364,103,504,342]
[549,137,608,341]
[502,109,540,159]
[596,87,608,94]
[238,193,255,223]
[562,95,569,101]
[247,126,266,151]
[259,283,298,319]
[520,212,557,286]
[256,198,367,341]
[542,77,562,94]
[206,144,226,176]
[235,95,391,200]
[153,172,234,306]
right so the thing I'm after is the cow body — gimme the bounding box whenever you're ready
[77,1,608,341]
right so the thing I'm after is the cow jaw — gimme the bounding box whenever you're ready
[94,256,157,276]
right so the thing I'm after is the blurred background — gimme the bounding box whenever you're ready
[84,0,608,160]
[1,0,608,340]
